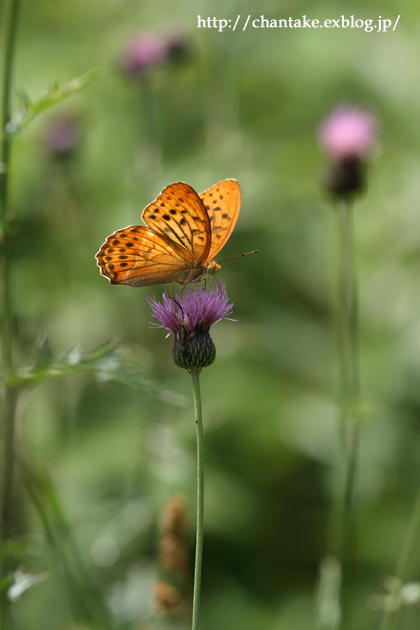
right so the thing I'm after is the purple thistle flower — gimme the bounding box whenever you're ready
[147,281,234,371]
[121,32,169,77]
[319,105,377,161]
[44,116,81,161]
[319,105,378,198]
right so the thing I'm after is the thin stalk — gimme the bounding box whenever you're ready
[0,0,20,364]
[329,198,360,626]
[379,487,420,630]
[191,368,204,630]
[0,0,21,626]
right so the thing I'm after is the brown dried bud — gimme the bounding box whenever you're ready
[158,496,189,577]
[155,581,183,615]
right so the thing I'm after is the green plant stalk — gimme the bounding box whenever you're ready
[379,486,420,630]
[0,0,20,356]
[0,0,21,625]
[329,199,360,626]
[191,368,204,630]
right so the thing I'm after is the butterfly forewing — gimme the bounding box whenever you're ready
[96,225,194,287]
[199,179,241,261]
[142,182,211,265]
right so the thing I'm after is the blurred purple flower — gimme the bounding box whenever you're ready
[121,29,190,78]
[45,116,81,160]
[319,105,377,161]
[121,33,170,77]
[319,105,378,198]
[147,281,234,371]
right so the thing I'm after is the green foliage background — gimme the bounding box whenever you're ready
[3,0,420,628]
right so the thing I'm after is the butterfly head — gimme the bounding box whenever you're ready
[207,261,221,277]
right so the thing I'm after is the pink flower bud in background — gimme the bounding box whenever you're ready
[120,29,191,78]
[319,105,378,198]
[44,116,81,160]
[121,33,169,77]
[319,105,378,161]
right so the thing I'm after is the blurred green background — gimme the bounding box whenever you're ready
[4,0,420,628]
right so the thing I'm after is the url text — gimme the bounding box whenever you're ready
[197,15,401,33]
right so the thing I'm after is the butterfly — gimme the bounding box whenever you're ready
[96,179,242,287]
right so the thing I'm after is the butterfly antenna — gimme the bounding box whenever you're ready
[217,250,259,264]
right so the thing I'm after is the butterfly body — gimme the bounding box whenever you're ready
[96,179,241,288]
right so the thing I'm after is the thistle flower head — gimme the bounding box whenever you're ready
[120,29,189,78]
[319,105,377,161]
[121,32,169,77]
[45,115,81,160]
[319,105,378,198]
[147,281,234,371]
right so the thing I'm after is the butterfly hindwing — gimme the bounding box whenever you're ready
[142,182,211,265]
[96,225,194,287]
[199,179,241,261]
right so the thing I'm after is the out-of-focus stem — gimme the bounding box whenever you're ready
[0,0,21,626]
[328,199,360,629]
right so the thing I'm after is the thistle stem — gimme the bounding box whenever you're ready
[0,0,21,625]
[191,367,204,630]
[379,486,420,630]
[329,198,360,626]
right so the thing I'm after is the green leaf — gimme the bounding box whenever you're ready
[7,68,103,136]
[4,341,187,406]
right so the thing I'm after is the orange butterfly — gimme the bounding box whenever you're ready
[96,179,242,287]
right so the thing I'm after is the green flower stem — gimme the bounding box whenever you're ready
[379,486,420,630]
[329,198,360,626]
[0,0,20,356]
[191,367,204,630]
[0,0,21,624]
